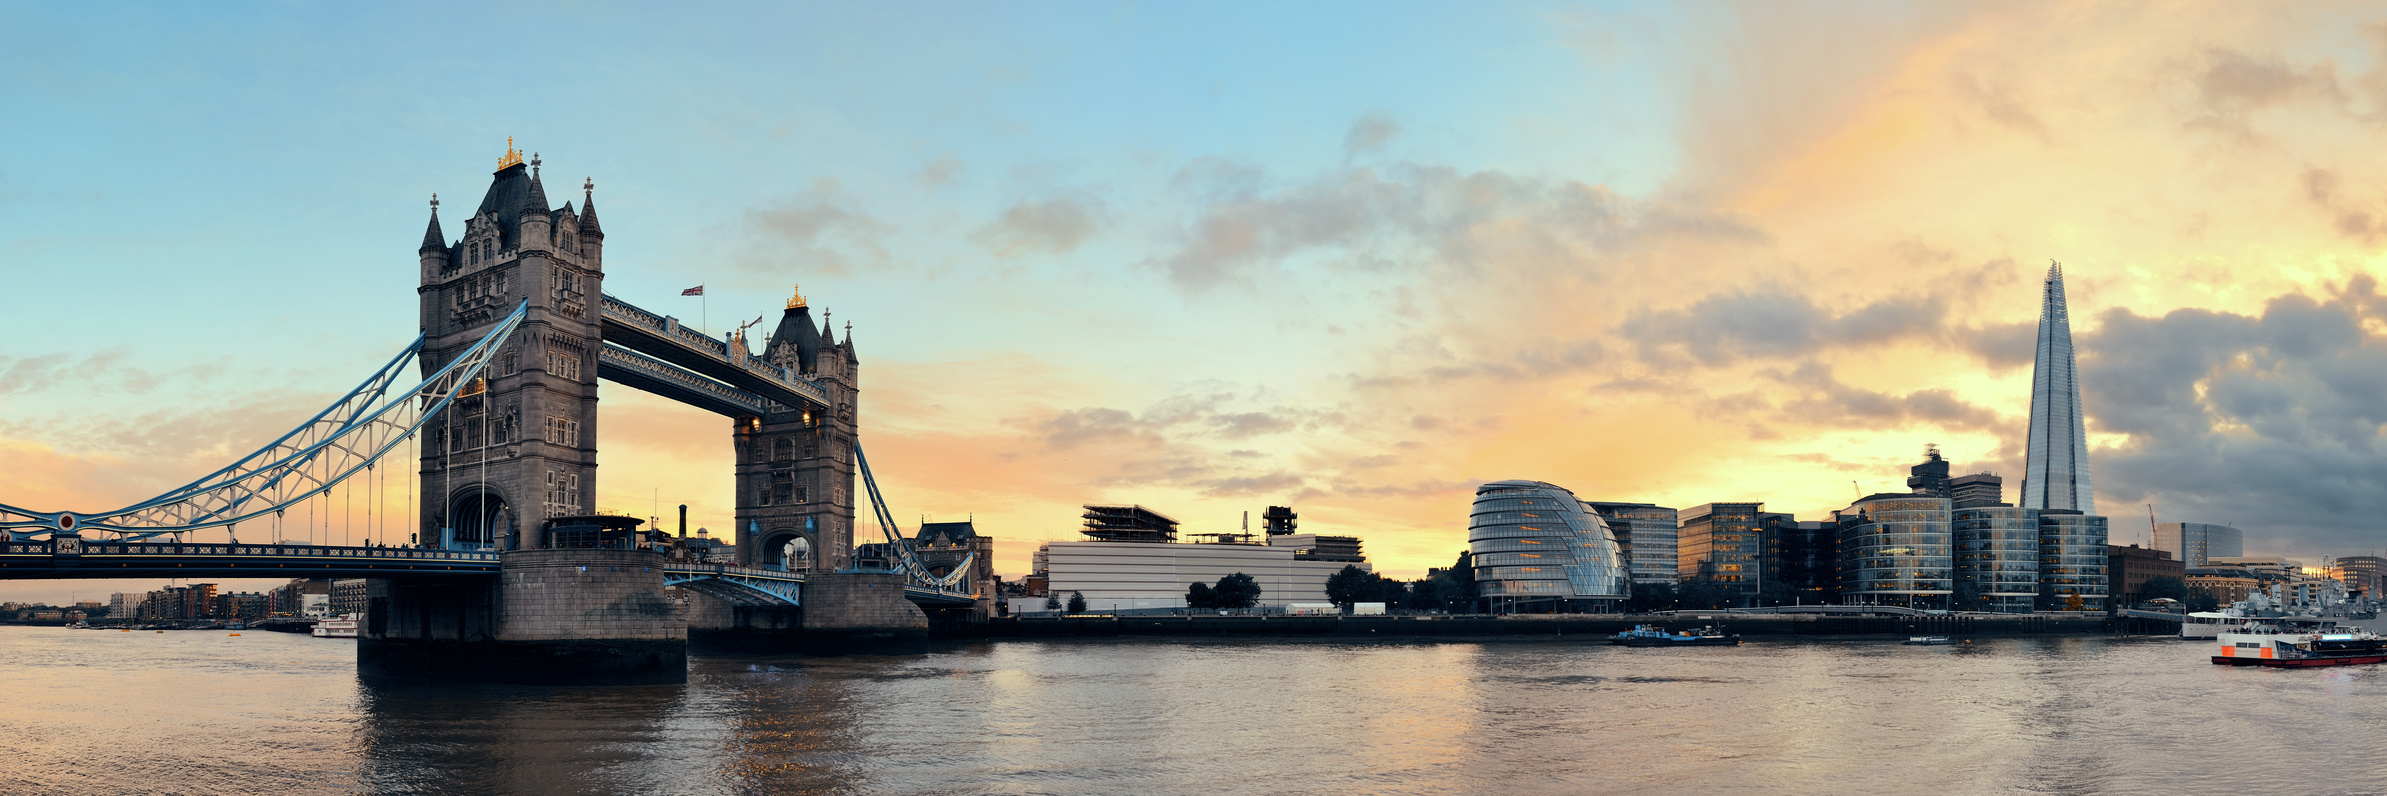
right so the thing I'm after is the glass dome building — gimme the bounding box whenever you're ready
[1468,480,1628,612]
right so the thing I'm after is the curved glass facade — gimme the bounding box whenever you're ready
[1835,495,1952,607]
[1469,480,1627,609]
[1952,507,2038,613]
[2037,511,2108,611]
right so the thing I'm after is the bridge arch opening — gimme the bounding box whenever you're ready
[758,528,811,572]
[448,489,512,551]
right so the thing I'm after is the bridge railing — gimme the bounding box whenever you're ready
[1,540,501,563]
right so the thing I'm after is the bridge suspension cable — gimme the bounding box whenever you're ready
[0,300,530,541]
[853,443,974,595]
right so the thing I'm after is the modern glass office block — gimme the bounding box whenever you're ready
[1470,480,1628,610]
[1836,495,1953,608]
[1952,506,2038,613]
[2037,510,2109,611]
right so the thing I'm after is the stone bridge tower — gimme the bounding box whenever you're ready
[415,142,605,550]
[733,287,860,572]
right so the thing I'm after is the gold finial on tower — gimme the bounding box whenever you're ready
[498,137,523,170]
[786,284,808,309]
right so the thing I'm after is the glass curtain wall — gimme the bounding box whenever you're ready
[1835,495,1953,608]
[1952,507,2038,613]
[1470,480,1628,613]
[2037,510,2109,611]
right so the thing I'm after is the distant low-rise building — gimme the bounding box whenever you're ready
[2106,544,2184,606]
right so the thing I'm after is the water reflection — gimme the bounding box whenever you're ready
[6,628,2387,794]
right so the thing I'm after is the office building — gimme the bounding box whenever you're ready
[1949,473,2004,508]
[1835,494,1953,608]
[1907,446,1952,498]
[2107,544,2184,606]
[2151,522,2243,567]
[1680,502,1764,600]
[2186,566,2260,605]
[2340,555,2385,598]
[2022,262,2095,513]
[1040,540,1364,611]
[1952,506,2038,613]
[1470,480,1629,612]
[1266,533,1364,562]
[1759,513,1837,604]
[2038,510,2109,611]
[1585,501,1680,586]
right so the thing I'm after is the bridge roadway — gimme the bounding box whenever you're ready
[597,294,828,414]
[0,538,976,607]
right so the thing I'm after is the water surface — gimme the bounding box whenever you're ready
[2,627,2382,794]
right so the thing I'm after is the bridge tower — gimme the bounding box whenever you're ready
[734,288,860,572]
[415,143,603,551]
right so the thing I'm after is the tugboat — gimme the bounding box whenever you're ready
[1610,624,1741,647]
[2212,616,2387,668]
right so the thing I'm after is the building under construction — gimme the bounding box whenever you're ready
[1080,505,1180,543]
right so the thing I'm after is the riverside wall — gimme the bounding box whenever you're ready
[953,613,2131,640]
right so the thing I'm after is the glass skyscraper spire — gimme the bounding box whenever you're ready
[2021,261,2093,513]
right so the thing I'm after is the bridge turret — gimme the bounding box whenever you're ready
[418,195,450,282]
[517,155,553,256]
[578,178,604,272]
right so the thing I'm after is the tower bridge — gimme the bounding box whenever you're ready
[0,144,989,684]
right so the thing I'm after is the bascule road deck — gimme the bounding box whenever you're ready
[0,539,501,579]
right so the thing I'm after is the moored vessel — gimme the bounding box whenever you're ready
[2212,617,2387,668]
[1610,624,1740,647]
[1902,635,1958,646]
[312,614,360,639]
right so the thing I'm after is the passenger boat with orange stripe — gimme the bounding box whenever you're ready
[2212,617,2387,668]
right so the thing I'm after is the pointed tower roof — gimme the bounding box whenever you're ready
[419,194,446,253]
[841,321,857,361]
[766,286,824,372]
[522,154,551,216]
[580,178,603,237]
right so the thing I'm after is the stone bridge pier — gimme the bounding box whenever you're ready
[360,548,685,685]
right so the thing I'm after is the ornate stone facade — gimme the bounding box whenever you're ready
[416,145,604,550]
[734,290,860,572]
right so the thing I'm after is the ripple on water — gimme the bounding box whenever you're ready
[5,628,2387,794]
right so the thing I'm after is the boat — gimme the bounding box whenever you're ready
[2212,616,2387,668]
[311,614,360,639]
[1610,624,1740,647]
[1902,636,1958,645]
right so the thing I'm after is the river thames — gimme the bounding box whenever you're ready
[2,626,2383,794]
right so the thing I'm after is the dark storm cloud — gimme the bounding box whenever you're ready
[2085,277,2387,553]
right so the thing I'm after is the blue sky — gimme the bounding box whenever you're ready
[8,2,2387,601]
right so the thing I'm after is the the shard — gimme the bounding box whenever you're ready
[2021,261,2093,513]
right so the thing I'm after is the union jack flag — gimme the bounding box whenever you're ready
[681,285,704,296]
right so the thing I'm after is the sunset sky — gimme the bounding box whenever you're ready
[8,2,2387,602]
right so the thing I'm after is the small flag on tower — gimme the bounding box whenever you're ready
[681,285,705,296]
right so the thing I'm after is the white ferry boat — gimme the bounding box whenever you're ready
[2182,610,2236,639]
[2213,616,2387,668]
[312,614,360,639]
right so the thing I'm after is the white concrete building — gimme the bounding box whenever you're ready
[1041,540,1370,611]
